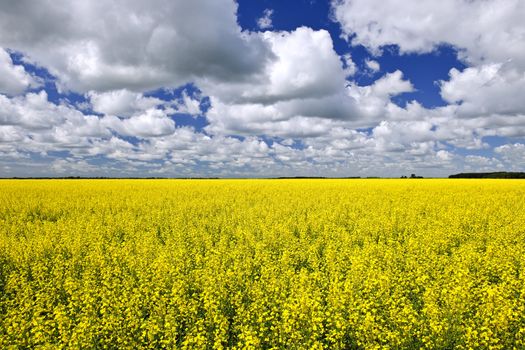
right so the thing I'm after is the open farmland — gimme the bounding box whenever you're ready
[1,179,525,349]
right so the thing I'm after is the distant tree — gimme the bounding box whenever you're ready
[449,172,525,179]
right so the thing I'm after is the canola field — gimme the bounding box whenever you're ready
[1,179,525,349]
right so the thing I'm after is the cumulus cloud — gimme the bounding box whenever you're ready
[200,27,347,105]
[88,89,163,117]
[202,27,356,135]
[332,0,525,157]
[0,48,38,95]
[204,27,415,137]
[101,109,176,138]
[365,59,380,73]
[344,70,414,125]
[332,0,525,116]
[1,91,70,130]
[0,86,466,177]
[0,0,273,93]
[360,70,413,99]
[258,9,274,30]
[495,143,525,168]
[332,0,525,67]
[440,63,525,118]
[173,90,202,116]
[463,155,504,172]
[1,1,416,143]
[342,54,357,77]
[0,91,112,162]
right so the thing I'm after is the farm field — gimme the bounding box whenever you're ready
[1,179,525,349]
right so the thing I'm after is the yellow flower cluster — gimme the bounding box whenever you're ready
[0,179,524,349]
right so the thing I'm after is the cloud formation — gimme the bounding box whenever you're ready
[258,9,274,30]
[332,0,525,66]
[332,0,525,121]
[0,49,38,95]
[0,0,272,92]
[0,0,524,177]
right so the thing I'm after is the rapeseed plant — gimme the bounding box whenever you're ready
[0,179,524,348]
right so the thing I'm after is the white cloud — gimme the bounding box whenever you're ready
[495,143,525,168]
[332,0,525,68]
[344,70,414,125]
[436,150,452,161]
[372,120,435,146]
[0,86,470,177]
[173,90,202,115]
[88,89,163,117]
[51,158,100,174]
[365,59,380,73]
[202,27,359,136]
[0,48,38,95]
[0,125,24,143]
[88,87,202,121]
[0,91,68,130]
[201,27,347,105]
[440,63,525,118]
[364,70,413,98]
[0,0,272,93]
[0,91,113,158]
[102,109,175,138]
[332,0,525,146]
[342,53,357,76]
[204,27,415,137]
[1,1,417,144]
[258,9,274,30]
[463,155,504,172]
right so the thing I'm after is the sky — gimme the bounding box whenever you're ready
[0,0,524,178]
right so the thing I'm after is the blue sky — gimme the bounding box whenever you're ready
[0,0,524,177]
